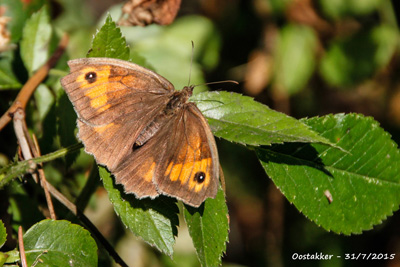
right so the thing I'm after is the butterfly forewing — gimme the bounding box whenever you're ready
[61,58,174,126]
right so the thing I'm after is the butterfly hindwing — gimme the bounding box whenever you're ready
[154,104,219,207]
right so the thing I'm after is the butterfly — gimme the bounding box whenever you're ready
[61,57,219,207]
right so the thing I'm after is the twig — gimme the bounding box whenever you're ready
[32,134,57,220]
[12,108,37,182]
[13,108,56,218]
[0,33,69,131]
[0,143,83,188]
[18,226,27,267]
[32,251,47,267]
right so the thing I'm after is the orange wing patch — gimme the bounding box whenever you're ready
[187,158,212,192]
[77,66,113,111]
[164,132,212,192]
[132,156,156,183]
[76,66,111,86]
[165,158,212,192]
[165,162,178,181]
[143,161,156,182]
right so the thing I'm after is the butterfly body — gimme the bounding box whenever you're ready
[135,86,193,146]
[61,57,219,207]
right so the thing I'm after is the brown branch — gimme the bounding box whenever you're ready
[13,108,56,219]
[13,108,37,181]
[0,33,69,131]
[32,134,57,220]
[18,226,28,267]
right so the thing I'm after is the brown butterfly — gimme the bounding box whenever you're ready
[61,57,219,207]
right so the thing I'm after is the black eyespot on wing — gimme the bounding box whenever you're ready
[194,171,206,184]
[85,72,97,83]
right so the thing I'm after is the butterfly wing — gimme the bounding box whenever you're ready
[61,58,175,197]
[61,58,174,126]
[113,103,219,205]
[156,103,219,206]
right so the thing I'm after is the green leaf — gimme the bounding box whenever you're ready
[191,91,332,146]
[20,7,53,74]
[34,84,54,120]
[99,166,179,256]
[0,252,6,266]
[320,25,398,87]
[318,0,381,19]
[184,188,229,267]
[87,14,130,60]
[23,219,97,266]
[160,15,221,71]
[56,89,79,167]
[257,113,400,234]
[0,0,28,43]
[0,54,22,89]
[0,220,6,248]
[274,24,317,94]
[2,250,19,265]
[266,0,293,14]
[372,25,398,69]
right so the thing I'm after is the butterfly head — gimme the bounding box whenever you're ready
[182,85,195,97]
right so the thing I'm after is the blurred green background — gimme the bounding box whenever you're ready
[1,0,400,266]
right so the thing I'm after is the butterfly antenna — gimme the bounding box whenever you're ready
[194,80,239,88]
[187,41,195,87]
[189,41,238,88]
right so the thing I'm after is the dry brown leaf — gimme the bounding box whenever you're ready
[0,6,11,52]
[119,0,182,26]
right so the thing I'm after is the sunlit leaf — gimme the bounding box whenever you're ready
[87,14,130,60]
[20,7,52,74]
[23,220,98,266]
[99,166,178,256]
[258,113,400,234]
[184,188,229,267]
[191,91,332,146]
